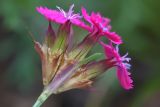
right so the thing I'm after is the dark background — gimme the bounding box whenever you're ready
[0,0,160,107]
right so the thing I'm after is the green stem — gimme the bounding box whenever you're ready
[33,90,52,107]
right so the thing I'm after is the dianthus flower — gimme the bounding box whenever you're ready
[32,4,133,107]
[36,4,89,30]
[81,7,122,44]
[100,42,133,89]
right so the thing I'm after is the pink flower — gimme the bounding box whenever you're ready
[81,7,122,44]
[36,4,88,29]
[100,42,133,89]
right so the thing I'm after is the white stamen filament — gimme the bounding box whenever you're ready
[123,63,131,69]
[56,4,82,20]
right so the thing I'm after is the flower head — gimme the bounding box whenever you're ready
[81,7,122,44]
[100,42,133,89]
[33,4,133,107]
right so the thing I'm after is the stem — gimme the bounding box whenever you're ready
[33,90,52,107]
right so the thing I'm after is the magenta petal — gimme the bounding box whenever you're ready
[103,18,111,27]
[72,19,91,31]
[36,6,67,24]
[81,7,91,23]
[117,67,133,90]
[103,31,122,44]
[100,42,114,58]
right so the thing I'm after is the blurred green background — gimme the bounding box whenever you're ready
[0,0,160,107]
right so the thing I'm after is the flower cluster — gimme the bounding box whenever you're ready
[33,4,133,107]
